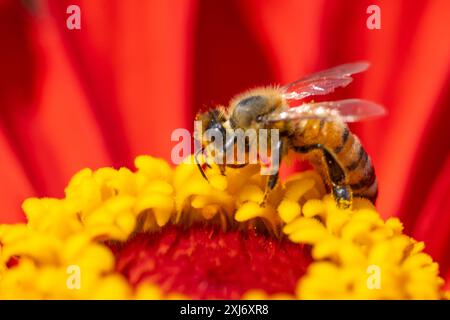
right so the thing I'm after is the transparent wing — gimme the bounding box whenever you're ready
[281,62,370,101]
[263,99,386,123]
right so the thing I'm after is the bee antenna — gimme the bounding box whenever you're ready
[195,148,209,182]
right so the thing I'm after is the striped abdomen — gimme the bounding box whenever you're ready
[291,119,378,203]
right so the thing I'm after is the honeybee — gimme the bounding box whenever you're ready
[195,62,386,209]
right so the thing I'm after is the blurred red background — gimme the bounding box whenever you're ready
[0,0,449,286]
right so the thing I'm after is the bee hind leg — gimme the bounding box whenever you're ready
[331,184,352,209]
[294,144,352,209]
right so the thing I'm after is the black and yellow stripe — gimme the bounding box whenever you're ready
[294,120,378,205]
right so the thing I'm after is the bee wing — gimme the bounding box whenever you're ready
[281,62,370,101]
[263,99,386,123]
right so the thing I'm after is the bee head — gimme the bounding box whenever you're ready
[194,109,228,181]
[196,109,227,139]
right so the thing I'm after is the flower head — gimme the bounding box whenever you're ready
[0,155,446,299]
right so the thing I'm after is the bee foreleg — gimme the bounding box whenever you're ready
[260,172,279,207]
[195,147,210,182]
[260,138,284,207]
[294,144,352,209]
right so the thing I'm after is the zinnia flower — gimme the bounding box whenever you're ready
[0,155,446,299]
[0,0,449,299]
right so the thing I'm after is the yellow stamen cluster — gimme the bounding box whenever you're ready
[289,197,443,299]
[0,155,446,299]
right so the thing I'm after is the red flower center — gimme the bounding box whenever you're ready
[115,224,311,299]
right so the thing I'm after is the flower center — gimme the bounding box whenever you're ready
[115,224,311,299]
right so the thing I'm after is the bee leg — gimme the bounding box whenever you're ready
[219,164,226,176]
[260,139,284,207]
[294,144,352,209]
[332,184,352,209]
[195,148,209,182]
[260,171,279,207]
[219,163,248,176]
[226,164,247,168]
